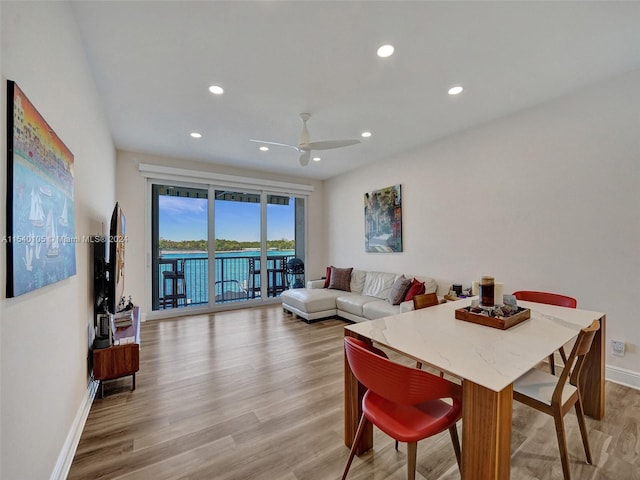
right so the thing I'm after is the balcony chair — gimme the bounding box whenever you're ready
[248,257,261,298]
[342,337,462,480]
[513,319,600,480]
[161,259,187,308]
[513,290,577,375]
[267,257,288,297]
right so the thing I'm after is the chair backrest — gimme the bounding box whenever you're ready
[344,337,461,406]
[413,292,440,310]
[552,319,600,404]
[512,290,577,308]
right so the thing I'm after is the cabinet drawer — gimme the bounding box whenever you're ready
[93,344,139,380]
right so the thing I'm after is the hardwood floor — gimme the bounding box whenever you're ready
[69,306,639,480]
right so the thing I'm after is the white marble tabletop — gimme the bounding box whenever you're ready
[345,297,604,392]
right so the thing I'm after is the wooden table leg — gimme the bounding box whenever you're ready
[343,330,373,455]
[462,381,512,480]
[580,314,606,420]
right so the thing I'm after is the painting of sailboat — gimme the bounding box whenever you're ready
[29,188,45,227]
[59,198,69,227]
[6,80,76,297]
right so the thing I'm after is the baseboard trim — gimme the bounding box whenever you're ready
[606,364,640,390]
[49,379,99,480]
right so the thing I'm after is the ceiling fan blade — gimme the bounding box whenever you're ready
[249,139,300,151]
[306,139,361,150]
[299,151,311,167]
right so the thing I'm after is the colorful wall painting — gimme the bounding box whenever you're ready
[6,80,76,297]
[364,184,403,253]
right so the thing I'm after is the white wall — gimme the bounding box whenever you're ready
[0,2,116,479]
[115,150,326,317]
[325,70,640,380]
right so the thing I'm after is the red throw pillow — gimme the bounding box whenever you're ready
[404,278,426,302]
[323,266,332,288]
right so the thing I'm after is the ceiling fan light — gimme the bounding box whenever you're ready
[208,85,224,95]
[448,85,464,95]
[377,44,394,58]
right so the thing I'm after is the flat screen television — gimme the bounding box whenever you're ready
[107,202,126,313]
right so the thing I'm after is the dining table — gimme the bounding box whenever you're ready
[344,297,605,480]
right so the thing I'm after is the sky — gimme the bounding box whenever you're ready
[158,195,295,242]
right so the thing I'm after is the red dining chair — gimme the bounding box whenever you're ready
[342,337,462,480]
[513,290,577,375]
[513,319,600,480]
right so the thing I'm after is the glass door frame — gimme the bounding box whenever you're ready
[145,175,309,319]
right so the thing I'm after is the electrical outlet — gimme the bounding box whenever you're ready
[611,340,625,357]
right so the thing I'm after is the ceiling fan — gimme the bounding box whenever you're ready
[251,113,361,166]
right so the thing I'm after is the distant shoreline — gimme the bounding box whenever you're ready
[160,248,292,255]
[161,249,208,254]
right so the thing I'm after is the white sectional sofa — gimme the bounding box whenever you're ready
[280,269,438,323]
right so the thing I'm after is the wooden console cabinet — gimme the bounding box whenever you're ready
[93,306,140,397]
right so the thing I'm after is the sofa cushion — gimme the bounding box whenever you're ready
[362,271,398,299]
[387,275,411,305]
[336,294,379,317]
[363,300,402,320]
[350,269,367,294]
[281,288,344,313]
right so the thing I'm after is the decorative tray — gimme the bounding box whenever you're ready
[455,305,531,330]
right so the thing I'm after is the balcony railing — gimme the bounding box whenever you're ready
[157,254,295,309]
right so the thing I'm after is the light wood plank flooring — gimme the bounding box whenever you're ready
[69,306,640,479]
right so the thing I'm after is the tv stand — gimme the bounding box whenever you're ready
[93,306,140,398]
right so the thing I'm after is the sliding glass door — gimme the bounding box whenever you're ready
[213,189,262,302]
[151,182,306,312]
[151,184,209,311]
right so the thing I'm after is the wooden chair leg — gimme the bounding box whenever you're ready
[559,346,567,363]
[552,409,572,480]
[342,415,369,480]
[407,442,418,480]
[574,399,593,464]
[449,424,462,470]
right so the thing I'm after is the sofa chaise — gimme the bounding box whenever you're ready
[280,268,438,323]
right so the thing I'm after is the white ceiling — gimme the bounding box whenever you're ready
[70,1,640,180]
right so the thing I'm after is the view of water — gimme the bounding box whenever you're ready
[158,250,296,306]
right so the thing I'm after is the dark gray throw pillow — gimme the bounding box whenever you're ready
[387,275,411,305]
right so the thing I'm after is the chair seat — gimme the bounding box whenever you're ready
[514,367,577,407]
[364,391,462,444]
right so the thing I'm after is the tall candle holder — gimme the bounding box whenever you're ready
[479,276,495,307]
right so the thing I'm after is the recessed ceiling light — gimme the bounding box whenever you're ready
[361,131,372,138]
[448,85,464,95]
[190,132,202,138]
[259,146,269,151]
[377,44,394,58]
[313,157,321,162]
[208,85,224,95]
